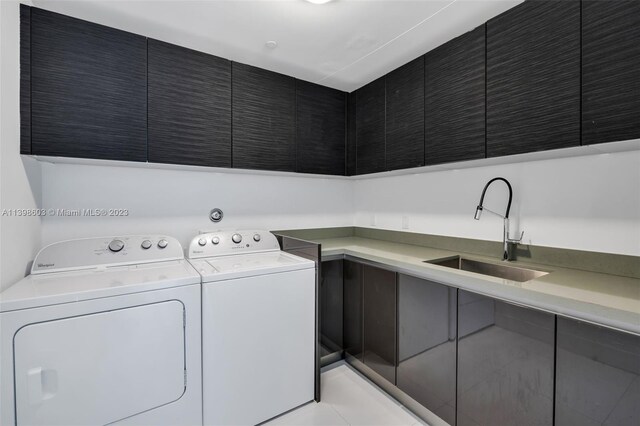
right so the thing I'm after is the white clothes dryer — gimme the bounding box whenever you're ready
[0,235,202,426]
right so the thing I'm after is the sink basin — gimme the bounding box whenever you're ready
[425,256,549,282]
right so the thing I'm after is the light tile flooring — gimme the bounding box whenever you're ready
[266,363,426,426]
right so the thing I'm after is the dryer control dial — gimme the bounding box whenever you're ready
[212,237,220,245]
[253,234,261,242]
[157,239,169,249]
[108,239,125,253]
[198,238,207,247]
[141,240,152,250]
[232,233,242,244]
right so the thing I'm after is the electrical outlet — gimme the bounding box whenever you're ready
[402,216,409,229]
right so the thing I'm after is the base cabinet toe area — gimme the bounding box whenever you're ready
[327,259,640,426]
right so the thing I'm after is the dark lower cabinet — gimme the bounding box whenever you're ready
[385,57,424,171]
[343,260,363,360]
[148,39,231,167]
[296,81,346,175]
[556,317,640,426]
[486,0,581,157]
[425,25,485,166]
[320,260,344,358]
[232,62,296,171]
[29,7,147,161]
[457,290,554,426]
[363,264,396,384]
[582,1,640,145]
[355,77,386,175]
[397,275,456,425]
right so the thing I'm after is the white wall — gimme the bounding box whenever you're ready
[0,0,42,291]
[354,151,640,256]
[40,163,354,249]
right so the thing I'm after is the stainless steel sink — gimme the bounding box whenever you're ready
[425,256,549,282]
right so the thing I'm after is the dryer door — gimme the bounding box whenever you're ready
[13,300,185,425]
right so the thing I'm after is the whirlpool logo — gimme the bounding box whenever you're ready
[37,263,55,268]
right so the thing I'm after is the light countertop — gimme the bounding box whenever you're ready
[315,237,640,335]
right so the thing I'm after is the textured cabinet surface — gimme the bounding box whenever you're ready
[385,57,424,170]
[20,5,30,154]
[457,290,554,426]
[425,25,485,165]
[582,1,640,145]
[296,81,346,175]
[486,0,580,157]
[356,77,386,174]
[397,275,456,425]
[30,8,147,161]
[346,92,357,176]
[556,317,640,426]
[148,39,231,167]
[363,264,396,384]
[343,260,363,360]
[320,260,344,357]
[232,63,296,171]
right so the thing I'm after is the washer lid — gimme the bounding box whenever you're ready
[189,252,314,282]
[0,260,200,312]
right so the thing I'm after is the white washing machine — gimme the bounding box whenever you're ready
[0,235,202,426]
[187,230,315,426]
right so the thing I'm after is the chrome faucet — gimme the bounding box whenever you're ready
[474,177,524,261]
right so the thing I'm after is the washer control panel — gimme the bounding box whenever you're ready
[31,235,184,274]
[187,230,280,259]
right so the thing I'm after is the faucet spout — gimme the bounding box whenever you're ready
[474,177,523,261]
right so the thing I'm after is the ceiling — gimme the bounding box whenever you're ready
[32,0,522,92]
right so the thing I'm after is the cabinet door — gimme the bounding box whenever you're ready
[346,93,357,176]
[457,290,554,426]
[363,264,396,384]
[397,275,456,425]
[232,63,296,171]
[386,57,424,170]
[486,1,580,157]
[30,8,147,161]
[296,81,346,175]
[20,5,30,154]
[343,260,363,360]
[556,317,640,426]
[582,1,640,145]
[356,77,386,174]
[320,260,343,357]
[148,40,231,167]
[425,25,485,165]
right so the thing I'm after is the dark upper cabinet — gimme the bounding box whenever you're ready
[343,260,363,360]
[356,77,386,174]
[425,25,485,165]
[296,81,346,175]
[346,92,357,176]
[363,264,396,384]
[147,40,231,167]
[20,5,30,154]
[320,260,344,357]
[486,1,580,157]
[232,63,296,171]
[385,57,424,170]
[29,8,147,161]
[457,290,554,426]
[556,317,640,426]
[397,275,456,425]
[582,1,640,145]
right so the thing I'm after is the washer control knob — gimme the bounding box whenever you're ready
[108,239,125,253]
[253,233,261,242]
[212,237,220,245]
[198,238,207,247]
[157,239,168,249]
[232,233,242,244]
[141,240,152,250]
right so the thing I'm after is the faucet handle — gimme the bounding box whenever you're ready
[507,230,524,243]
